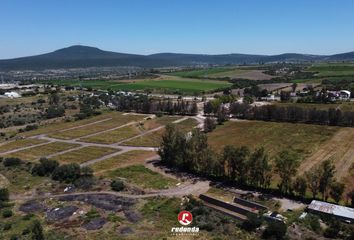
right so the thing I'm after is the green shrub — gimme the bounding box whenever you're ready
[262,221,287,240]
[111,180,125,191]
[2,209,13,218]
[3,157,22,167]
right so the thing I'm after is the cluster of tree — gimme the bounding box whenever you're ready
[204,100,229,124]
[303,159,345,203]
[31,158,94,189]
[75,94,102,120]
[45,92,65,119]
[113,94,198,115]
[159,125,273,189]
[230,103,354,127]
[159,125,349,204]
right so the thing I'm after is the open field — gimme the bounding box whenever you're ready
[208,121,339,160]
[50,146,120,164]
[307,64,354,77]
[91,150,157,174]
[106,164,178,189]
[4,142,80,161]
[0,139,48,153]
[121,117,198,147]
[298,128,354,184]
[42,78,231,94]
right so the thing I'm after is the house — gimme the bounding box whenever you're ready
[307,200,354,223]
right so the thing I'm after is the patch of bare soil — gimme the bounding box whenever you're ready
[231,70,274,80]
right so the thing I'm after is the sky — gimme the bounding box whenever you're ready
[1,0,354,59]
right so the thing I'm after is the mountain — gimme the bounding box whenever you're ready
[0,45,353,71]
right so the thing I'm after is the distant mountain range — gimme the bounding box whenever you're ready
[0,45,354,71]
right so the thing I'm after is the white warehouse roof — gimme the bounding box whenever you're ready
[308,200,354,220]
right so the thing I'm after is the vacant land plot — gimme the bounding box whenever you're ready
[81,125,141,144]
[106,164,178,189]
[121,117,198,147]
[274,102,354,111]
[307,64,354,77]
[19,111,121,137]
[51,146,120,164]
[91,150,157,175]
[208,121,339,160]
[0,138,48,153]
[81,116,180,144]
[5,142,80,161]
[48,113,145,139]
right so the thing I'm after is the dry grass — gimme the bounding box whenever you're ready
[0,138,48,153]
[91,150,157,175]
[51,146,120,164]
[80,125,141,144]
[208,120,338,161]
[5,142,80,161]
[121,117,198,147]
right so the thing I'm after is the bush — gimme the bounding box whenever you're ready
[31,158,59,176]
[2,209,13,218]
[3,222,12,231]
[52,163,81,183]
[0,188,9,202]
[3,157,22,167]
[74,176,95,190]
[46,106,65,119]
[111,180,125,191]
[24,124,38,132]
[262,221,287,240]
[241,213,263,231]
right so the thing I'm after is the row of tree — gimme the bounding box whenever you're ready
[113,94,198,115]
[159,125,350,204]
[230,103,354,127]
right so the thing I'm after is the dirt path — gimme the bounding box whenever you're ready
[0,173,10,188]
[298,128,354,180]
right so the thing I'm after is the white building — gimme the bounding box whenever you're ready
[4,91,21,98]
[308,200,354,223]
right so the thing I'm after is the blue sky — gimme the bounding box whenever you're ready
[1,0,354,59]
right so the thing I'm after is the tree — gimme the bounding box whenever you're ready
[293,176,307,198]
[216,106,228,124]
[305,166,322,199]
[262,221,287,240]
[241,213,263,232]
[348,190,354,207]
[80,166,93,177]
[248,147,272,189]
[274,151,300,195]
[319,159,336,200]
[49,92,60,106]
[329,181,345,203]
[204,117,216,133]
[31,220,44,240]
[0,188,9,202]
[3,157,22,167]
[32,158,59,176]
[46,105,65,119]
[111,180,125,191]
[52,163,81,183]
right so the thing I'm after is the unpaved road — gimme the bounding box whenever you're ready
[298,128,354,180]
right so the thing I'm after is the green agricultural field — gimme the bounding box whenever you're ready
[0,139,48,153]
[208,120,339,161]
[5,142,80,161]
[167,67,231,78]
[91,150,157,174]
[43,78,231,94]
[51,146,119,164]
[307,64,354,77]
[106,164,178,189]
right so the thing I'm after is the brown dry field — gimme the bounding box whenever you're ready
[211,69,273,80]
